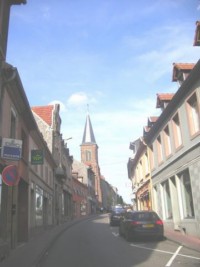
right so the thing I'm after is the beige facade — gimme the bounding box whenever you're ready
[128,138,152,211]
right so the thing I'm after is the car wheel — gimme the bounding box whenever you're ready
[125,230,131,242]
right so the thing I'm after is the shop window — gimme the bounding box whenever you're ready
[172,113,182,149]
[35,186,43,226]
[178,169,194,218]
[162,180,173,219]
[186,93,200,137]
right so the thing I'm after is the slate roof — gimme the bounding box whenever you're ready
[31,105,54,126]
[82,114,96,144]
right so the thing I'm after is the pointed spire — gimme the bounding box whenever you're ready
[82,113,96,144]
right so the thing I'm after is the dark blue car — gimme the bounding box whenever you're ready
[109,206,126,226]
[119,210,164,241]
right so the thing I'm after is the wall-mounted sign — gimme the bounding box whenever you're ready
[31,150,44,165]
[1,138,22,161]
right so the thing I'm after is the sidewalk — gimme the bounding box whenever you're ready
[0,216,199,267]
[164,227,200,253]
[0,216,92,267]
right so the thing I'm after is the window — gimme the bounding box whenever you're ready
[153,186,158,214]
[45,166,48,183]
[149,145,154,170]
[172,113,182,149]
[139,160,143,180]
[178,169,194,218]
[85,150,91,161]
[186,93,200,137]
[21,130,28,159]
[35,186,43,226]
[10,108,17,139]
[163,125,172,157]
[156,135,163,164]
[144,152,149,175]
[162,180,173,219]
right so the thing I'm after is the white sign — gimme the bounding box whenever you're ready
[1,138,22,161]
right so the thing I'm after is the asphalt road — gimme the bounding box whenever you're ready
[39,214,200,267]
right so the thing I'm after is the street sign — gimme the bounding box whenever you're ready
[2,165,20,186]
[1,138,22,161]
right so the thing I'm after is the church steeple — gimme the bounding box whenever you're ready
[82,114,96,144]
[80,112,102,205]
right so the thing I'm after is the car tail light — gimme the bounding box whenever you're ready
[155,220,163,225]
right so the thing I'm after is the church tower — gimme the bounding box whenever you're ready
[81,113,102,204]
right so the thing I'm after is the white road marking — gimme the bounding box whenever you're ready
[112,232,119,237]
[130,243,200,261]
[165,246,182,267]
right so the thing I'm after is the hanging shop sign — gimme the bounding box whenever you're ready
[1,138,22,161]
[2,165,20,186]
[31,150,44,165]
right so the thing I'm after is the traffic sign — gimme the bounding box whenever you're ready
[2,165,20,186]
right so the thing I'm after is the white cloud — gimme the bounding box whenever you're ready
[67,92,98,108]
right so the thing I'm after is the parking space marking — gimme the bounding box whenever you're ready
[130,243,200,261]
[112,232,119,237]
[165,246,182,267]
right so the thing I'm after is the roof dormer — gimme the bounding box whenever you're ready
[156,93,174,111]
[172,63,195,85]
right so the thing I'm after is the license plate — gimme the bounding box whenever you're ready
[142,224,154,228]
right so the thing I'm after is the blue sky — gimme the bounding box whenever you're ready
[7,0,200,203]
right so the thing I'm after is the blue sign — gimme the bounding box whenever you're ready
[1,138,22,161]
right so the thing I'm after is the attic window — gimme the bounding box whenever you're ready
[194,21,200,46]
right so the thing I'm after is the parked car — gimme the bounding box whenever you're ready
[109,206,126,226]
[119,210,164,241]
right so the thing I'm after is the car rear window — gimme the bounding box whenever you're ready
[113,208,125,213]
[132,212,159,221]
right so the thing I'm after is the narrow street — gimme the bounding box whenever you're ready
[38,214,200,267]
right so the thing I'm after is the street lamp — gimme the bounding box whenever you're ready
[63,137,72,148]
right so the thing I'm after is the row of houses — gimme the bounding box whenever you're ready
[127,21,200,238]
[0,0,122,260]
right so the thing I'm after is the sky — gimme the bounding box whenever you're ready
[7,0,200,203]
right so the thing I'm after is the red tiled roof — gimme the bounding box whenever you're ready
[148,116,158,123]
[31,105,54,126]
[173,63,195,71]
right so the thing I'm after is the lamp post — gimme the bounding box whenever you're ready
[63,137,72,148]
